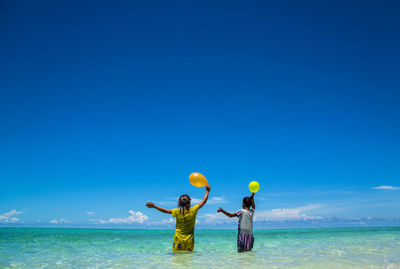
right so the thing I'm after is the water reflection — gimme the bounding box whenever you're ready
[236,251,257,268]
[171,251,195,267]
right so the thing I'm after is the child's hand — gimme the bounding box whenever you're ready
[206,184,211,191]
[217,207,222,213]
[146,202,155,208]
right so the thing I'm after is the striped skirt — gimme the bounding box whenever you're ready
[237,232,254,252]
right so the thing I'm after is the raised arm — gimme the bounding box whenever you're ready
[198,184,211,209]
[251,192,255,210]
[145,202,172,214]
[217,207,237,218]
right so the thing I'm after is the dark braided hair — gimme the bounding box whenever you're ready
[178,194,191,215]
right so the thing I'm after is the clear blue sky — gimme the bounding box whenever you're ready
[1,0,399,228]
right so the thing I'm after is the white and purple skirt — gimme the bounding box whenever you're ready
[237,230,254,252]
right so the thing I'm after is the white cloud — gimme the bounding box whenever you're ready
[160,218,174,224]
[147,218,175,226]
[85,211,95,215]
[159,196,228,207]
[4,209,23,216]
[200,212,237,224]
[372,185,400,190]
[50,218,70,224]
[0,209,23,224]
[108,211,148,224]
[199,204,323,224]
[192,196,227,205]
[88,218,108,224]
[254,204,323,221]
[89,210,149,225]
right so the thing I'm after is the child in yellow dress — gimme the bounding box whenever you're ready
[146,184,211,252]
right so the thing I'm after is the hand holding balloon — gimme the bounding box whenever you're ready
[206,184,211,192]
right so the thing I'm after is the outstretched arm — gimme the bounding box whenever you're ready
[251,192,255,210]
[217,207,237,218]
[198,184,211,209]
[146,202,172,214]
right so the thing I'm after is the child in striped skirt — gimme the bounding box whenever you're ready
[217,193,255,252]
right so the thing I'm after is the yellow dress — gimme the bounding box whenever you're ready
[171,204,199,252]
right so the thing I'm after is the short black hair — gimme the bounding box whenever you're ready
[243,196,252,208]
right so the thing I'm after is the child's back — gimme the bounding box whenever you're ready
[236,208,254,252]
[146,185,211,252]
[217,193,255,252]
[171,204,199,251]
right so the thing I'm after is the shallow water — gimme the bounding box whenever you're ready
[0,227,399,268]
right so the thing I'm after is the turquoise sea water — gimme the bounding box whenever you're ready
[0,227,399,268]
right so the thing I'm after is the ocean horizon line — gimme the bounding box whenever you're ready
[1,225,399,231]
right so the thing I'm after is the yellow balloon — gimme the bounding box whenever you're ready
[249,181,260,193]
[189,172,208,187]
